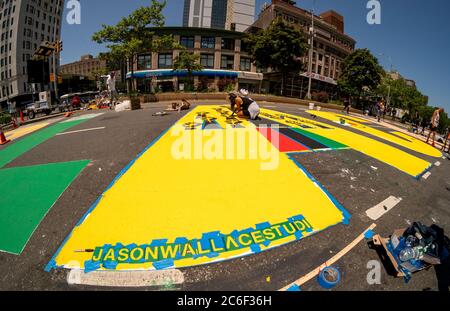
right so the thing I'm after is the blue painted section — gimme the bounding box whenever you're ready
[153,259,175,270]
[364,229,375,240]
[127,69,239,79]
[287,284,301,291]
[150,239,168,247]
[414,164,433,180]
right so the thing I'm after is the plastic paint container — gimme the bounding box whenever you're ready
[317,266,341,289]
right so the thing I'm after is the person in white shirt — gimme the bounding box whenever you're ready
[101,72,118,109]
[426,107,444,147]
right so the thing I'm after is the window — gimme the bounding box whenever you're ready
[158,53,172,69]
[201,37,215,49]
[137,54,151,70]
[221,55,234,70]
[240,57,251,71]
[180,36,194,49]
[200,54,214,69]
[221,38,235,51]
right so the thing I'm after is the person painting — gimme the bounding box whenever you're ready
[426,108,444,147]
[102,71,118,109]
[228,90,260,120]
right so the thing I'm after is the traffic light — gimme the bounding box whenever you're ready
[54,40,63,53]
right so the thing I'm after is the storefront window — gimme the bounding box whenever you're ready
[180,36,194,49]
[158,53,173,69]
[200,54,214,69]
[221,38,235,51]
[137,54,151,70]
[221,55,234,70]
[240,58,251,71]
[201,37,215,49]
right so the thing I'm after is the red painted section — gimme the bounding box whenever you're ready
[257,127,309,152]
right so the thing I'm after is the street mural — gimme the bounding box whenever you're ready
[47,106,351,272]
[306,110,442,158]
[46,106,435,272]
[259,109,433,178]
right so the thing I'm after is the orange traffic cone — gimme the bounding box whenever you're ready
[0,130,10,145]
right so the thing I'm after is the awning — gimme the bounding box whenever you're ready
[127,69,262,80]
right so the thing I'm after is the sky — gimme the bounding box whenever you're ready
[61,0,450,110]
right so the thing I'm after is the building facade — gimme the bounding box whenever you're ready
[0,0,64,108]
[127,27,262,93]
[183,0,256,32]
[250,0,356,99]
[390,71,416,88]
[60,54,107,78]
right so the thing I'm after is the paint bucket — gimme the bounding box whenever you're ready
[317,106,321,111]
[309,103,315,110]
[317,266,341,289]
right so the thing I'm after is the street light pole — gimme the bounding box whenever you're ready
[306,8,315,100]
[379,53,393,108]
[52,0,62,102]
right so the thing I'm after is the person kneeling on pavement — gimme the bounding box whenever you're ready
[228,89,260,120]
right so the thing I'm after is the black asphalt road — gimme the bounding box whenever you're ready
[0,103,449,291]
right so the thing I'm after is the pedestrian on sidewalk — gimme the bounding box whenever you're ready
[442,127,450,153]
[376,98,385,122]
[102,71,118,110]
[342,96,351,114]
[426,107,444,147]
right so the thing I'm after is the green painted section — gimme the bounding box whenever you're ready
[0,160,90,254]
[0,120,85,168]
[291,128,347,150]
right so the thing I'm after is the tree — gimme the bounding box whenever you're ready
[338,49,384,108]
[247,18,308,95]
[173,51,203,91]
[375,73,428,115]
[92,0,177,93]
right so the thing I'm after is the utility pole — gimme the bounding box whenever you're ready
[306,8,315,100]
[52,0,62,102]
[379,53,393,108]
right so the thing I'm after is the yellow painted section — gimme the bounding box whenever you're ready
[307,110,442,158]
[53,106,347,271]
[4,123,50,141]
[260,109,431,178]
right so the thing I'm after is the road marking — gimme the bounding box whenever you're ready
[56,127,105,136]
[61,113,104,123]
[366,196,402,221]
[263,105,277,108]
[435,161,441,167]
[422,172,432,180]
[67,269,184,288]
[280,224,377,291]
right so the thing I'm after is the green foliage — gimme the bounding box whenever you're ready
[247,18,308,77]
[338,49,384,102]
[173,51,202,73]
[0,112,12,125]
[312,91,329,103]
[92,0,177,92]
